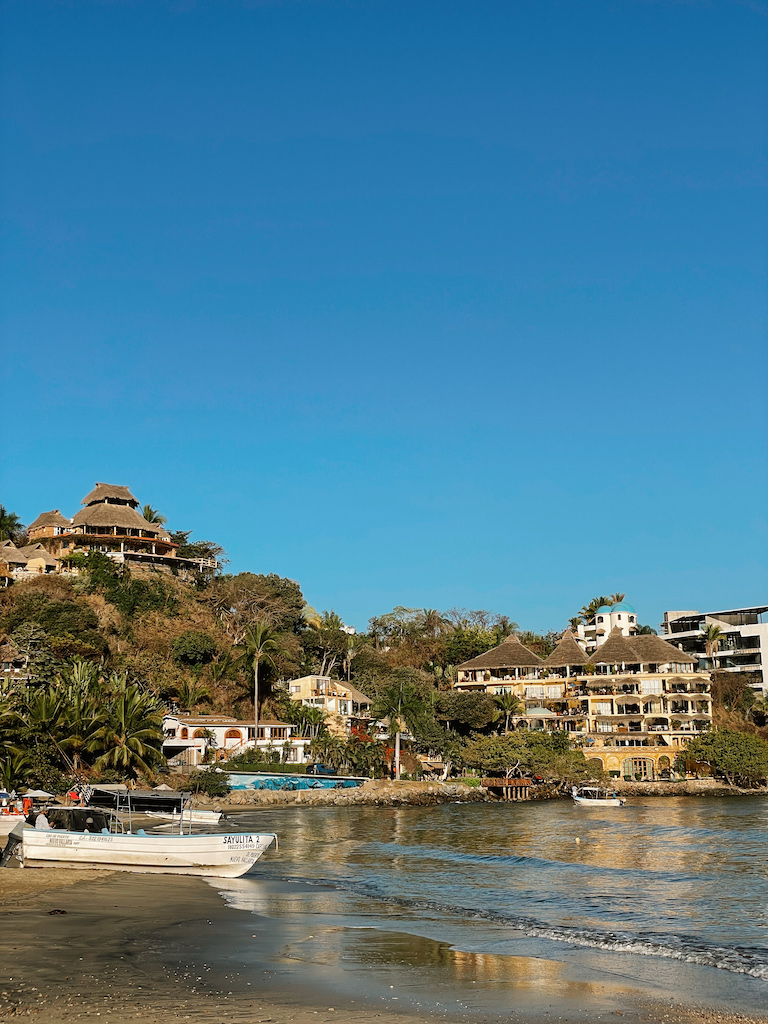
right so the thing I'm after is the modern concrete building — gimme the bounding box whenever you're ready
[660,606,768,692]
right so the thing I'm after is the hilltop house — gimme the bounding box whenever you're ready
[14,482,218,579]
[162,714,311,766]
[454,626,712,780]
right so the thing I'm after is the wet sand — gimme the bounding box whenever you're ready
[1,866,766,1024]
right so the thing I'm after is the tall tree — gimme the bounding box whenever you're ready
[494,691,523,734]
[701,623,726,667]
[609,592,626,604]
[237,621,282,729]
[370,681,425,779]
[0,505,24,543]
[142,505,167,525]
[579,596,611,624]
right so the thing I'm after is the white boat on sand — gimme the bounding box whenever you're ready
[3,793,276,878]
[572,785,626,807]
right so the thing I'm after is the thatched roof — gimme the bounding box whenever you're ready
[340,684,372,704]
[631,633,697,665]
[587,627,642,665]
[0,540,28,565]
[457,633,544,671]
[81,483,139,508]
[542,630,589,667]
[20,544,59,567]
[72,503,161,534]
[27,509,70,531]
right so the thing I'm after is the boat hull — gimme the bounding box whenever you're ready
[19,828,275,877]
[572,796,624,806]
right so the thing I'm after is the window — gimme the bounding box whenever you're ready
[629,616,635,623]
[180,728,188,739]
[640,680,662,695]
[617,614,622,620]
[597,616,604,623]
[593,701,612,715]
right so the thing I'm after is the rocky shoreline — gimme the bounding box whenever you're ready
[190,776,768,812]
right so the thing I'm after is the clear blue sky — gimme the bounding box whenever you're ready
[2,0,766,633]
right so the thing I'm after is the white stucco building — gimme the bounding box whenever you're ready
[162,714,311,766]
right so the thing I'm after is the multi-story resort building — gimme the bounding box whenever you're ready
[1,482,218,583]
[661,606,768,693]
[455,626,712,780]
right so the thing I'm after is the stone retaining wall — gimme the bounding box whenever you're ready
[195,779,492,811]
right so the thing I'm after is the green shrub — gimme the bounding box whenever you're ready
[189,767,231,797]
[171,631,217,667]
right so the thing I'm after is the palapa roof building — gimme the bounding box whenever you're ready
[455,633,543,686]
[17,481,218,579]
[26,510,71,535]
[587,626,696,670]
[541,629,590,672]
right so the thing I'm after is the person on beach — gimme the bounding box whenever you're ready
[34,810,52,830]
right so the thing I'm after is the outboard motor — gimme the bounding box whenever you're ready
[0,821,25,868]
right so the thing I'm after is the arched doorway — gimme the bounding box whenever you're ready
[224,728,243,748]
[623,757,654,781]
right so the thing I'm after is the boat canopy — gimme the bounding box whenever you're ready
[85,787,191,814]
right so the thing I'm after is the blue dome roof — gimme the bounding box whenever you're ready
[610,602,635,613]
[596,605,612,613]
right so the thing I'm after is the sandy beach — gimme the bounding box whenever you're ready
[1,863,766,1024]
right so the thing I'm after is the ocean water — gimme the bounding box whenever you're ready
[208,796,768,1015]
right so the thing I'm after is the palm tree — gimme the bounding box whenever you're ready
[370,682,425,780]
[580,596,611,624]
[173,678,212,712]
[309,734,347,770]
[701,624,726,669]
[0,751,31,791]
[494,691,523,734]
[0,506,24,542]
[609,592,626,604]
[301,604,322,629]
[237,621,282,729]
[568,616,582,630]
[142,505,167,526]
[420,609,449,637]
[343,634,359,681]
[91,684,164,777]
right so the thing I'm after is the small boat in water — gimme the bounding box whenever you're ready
[3,791,276,878]
[144,808,222,825]
[572,785,626,807]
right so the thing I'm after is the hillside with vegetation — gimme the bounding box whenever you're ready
[1,536,767,793]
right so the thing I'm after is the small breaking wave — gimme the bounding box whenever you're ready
[215,874,768,981]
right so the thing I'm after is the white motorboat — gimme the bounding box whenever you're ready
[144,808,222,825]
[572,785,626,807]
[5,794,276,878]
